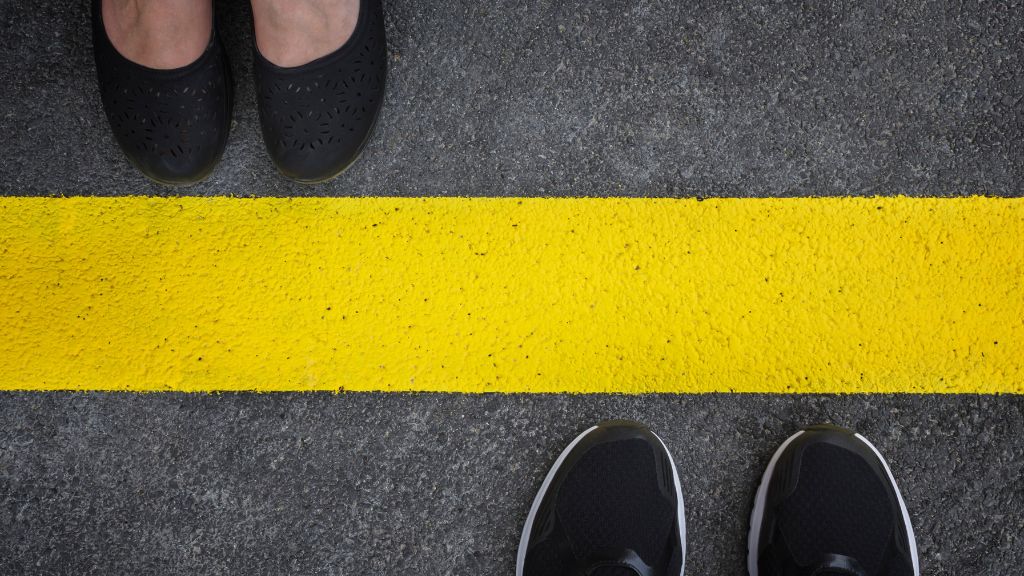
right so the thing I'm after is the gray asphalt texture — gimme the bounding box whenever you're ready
[0,0,1021,197]
[1,0,1023,575]
[1,394,1022,575]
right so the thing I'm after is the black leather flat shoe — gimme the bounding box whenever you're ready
[254,0,388,183]
[91,0,233,185]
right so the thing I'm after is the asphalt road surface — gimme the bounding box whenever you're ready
[0,0,1021,198]
[1,1,1022,574]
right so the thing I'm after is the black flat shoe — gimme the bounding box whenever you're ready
[91,0,233,186]
[254,0,387,183]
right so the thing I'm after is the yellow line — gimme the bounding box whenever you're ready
[1,196,1021,393]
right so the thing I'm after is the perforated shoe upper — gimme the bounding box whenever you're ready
[91,0,233,185]
[254,0,388,183]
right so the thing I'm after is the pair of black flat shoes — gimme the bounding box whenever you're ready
[92,0,387,185]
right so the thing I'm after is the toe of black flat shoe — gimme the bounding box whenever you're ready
[91,0,233,186]
[254,0,388,183]
[130,143,223,186]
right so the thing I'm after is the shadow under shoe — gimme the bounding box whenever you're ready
[91,0,233,186]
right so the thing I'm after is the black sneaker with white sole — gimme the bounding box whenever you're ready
[748,425,919,576]
[518,421,685,576]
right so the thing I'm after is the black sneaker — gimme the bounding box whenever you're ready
[748,425,919,576]
[517,421,685,576]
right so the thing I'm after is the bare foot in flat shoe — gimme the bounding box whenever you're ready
[251,0,360,67]
[101,0,213,69]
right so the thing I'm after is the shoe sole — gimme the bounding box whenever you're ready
[746,430,920,576]
[516,424,686,576]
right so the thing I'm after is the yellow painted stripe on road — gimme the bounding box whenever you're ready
[1,197,1021,393]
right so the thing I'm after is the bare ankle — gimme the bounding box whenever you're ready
[101,0,212,69]
[251,0,360,67]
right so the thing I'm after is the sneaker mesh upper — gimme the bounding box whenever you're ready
[778,442,906,575]
[556,439,675,566]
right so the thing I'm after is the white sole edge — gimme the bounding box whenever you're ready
[855,433,920,576]
[746,431,920,576]
[747,430,805,576]
[516,425,686,576]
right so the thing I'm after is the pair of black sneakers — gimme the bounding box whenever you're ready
[91,0,387,185]
[519,421,919,576]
